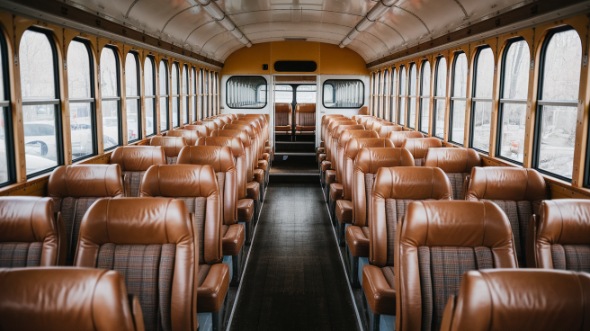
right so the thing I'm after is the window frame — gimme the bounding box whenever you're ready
[99,45,122,151]
[144,55,157,136]
[159,59,170,132]
[225,75,268,109]
[321,79,365,109]
[398,65,407,126]
[449,51,467,146]
[125,51,141,143]
[0,30,15,185]
[469,45,494,154]
[418,60,431,134]
[432,56,447,139]
[407,62,417,129]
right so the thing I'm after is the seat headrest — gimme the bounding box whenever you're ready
[140,164,218,198]
[177,145,235,173]
[424,147,481,173]
[328,119,357,134]
[149,136,187,157]
[373,166,452,200]
[339,129,377,148]
[211,129,251,147]
[441,269,590,331]
[167,129,201,145]
[0,267,143,331]
[333,124,364,139]
[224,123,255,138]
[355,147,415,173]
[196,136,245,157]
[183,124,209,137]
[376,124,403,137]
[465,167,546,201]
[345,137,394,159]
[296,103,315,112]
[537,199,590,245]
[0,197,55,243]
[388,130,424,147]
[275,103,292,112]
[48,164,124,198]
[110,146,166,171]
[403,200,515,250]
[402,137,443,159]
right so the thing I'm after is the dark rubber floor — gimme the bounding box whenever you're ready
[229,176,359,331]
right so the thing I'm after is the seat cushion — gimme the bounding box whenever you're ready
[197,263,230,312]
[335,199,353,224]
[362,265,396,315]
[237,199,254,222]
[346,225,369,257]
[222,224,245,256]
[329,183,343,202]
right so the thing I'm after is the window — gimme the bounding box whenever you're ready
[470,47,494,153]
[100,47,121,150]
[497,39,529,163]
[535,28,581,180]
[296,85,317,103]
[226,76,267,109]
[191,67,197,122]
[159,60,169,131]
[371,72,377,116]
[433,57,447,139]
[408,63,417,129]
[383,69,390,119]
[67,39,96,161]
[377,71,383,118]
[419,60,431,133]
[144,56,156,136]
[171,62,180,128]
[213,72,219,115]
[274,85,293,103]
[182,64,189,124]
[322,80,364,108]
[449,52,467,145]
[199,68,205,119]
[125,52,140,143]
[20,29,62,176]
[204,70,209,117]
[389,68,397,122]
[0,33,13,184]
[398,66,407,126]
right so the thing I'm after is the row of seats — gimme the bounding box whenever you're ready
[274,103,315,134]
[317,114,589,330]
[0,113,272,331]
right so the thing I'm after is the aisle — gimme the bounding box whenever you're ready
[229,177,359,331]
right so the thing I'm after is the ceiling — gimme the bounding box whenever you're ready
[65,0,533,64]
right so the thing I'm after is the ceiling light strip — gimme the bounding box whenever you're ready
[196,0,252,47]
[339,0,397,48]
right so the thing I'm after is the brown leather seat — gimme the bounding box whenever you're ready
[138,165,229,329]
[275,102,292,134]
[361,166,450,330]
[440,269,590,331]
[465,166,546,267]
[110,146,166,197]
[0,267,145,331]
[401,137,443,165]
[374,123,403,138]
[423,147,481,199]
[167,128,203,145]
[317,114,346,161]
[177,145,245,284]
[48,164,124,265]
[224,123,267,189]
[388,130,424,147]
[0,197,64,267]
[322,118,357,186]
[295,103,315,133]
[183,124,210,137]
[75,197,200,331]
[149,135,187,164]
[396,200,518,331]
[530,199,590,271]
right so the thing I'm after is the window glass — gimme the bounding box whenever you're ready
[497,40,529,163]
[408,63,417,128]
[398,66,406,126]
[100,47,120,150]
[389,68,397,122]
[322,80,364,108]
[159,60,169,131]
[296,85,317,103]
[20,29,61,175]
[191,67,197,122]
[171,62,179,128]
[0,35,12,183]
[68,40,95,160]
[419,61,431,133]
[433,57,447,139]
[536,29,581,180]
[183,65,189,124]
[125,52,140,142]
[470,47,494,152]
[274,85,293,103]
[450,52,467,144]
[226,76,267,109]
[144,56,156,136]
[383,69,390,119]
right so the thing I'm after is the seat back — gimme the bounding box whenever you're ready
[0,197,64,267]
[110,146,166,197]
[326,119,357,162]
[275,103,292,132]
[228,121,259,171]
[396,200,518,331]
[388,130,424,147]
[75,197,199,331]
[167,129,202,145]
[375,123,403,137]
[402,137,443,165]
[149,136,187,164]
[321,114,345,143]
[0,267,145,331]
[369,166,450,266]
[183,124,210,137]
[177,145,238,226]
[333,124,365,182]
[465,166,546,267]
[48,164,124,265]
[339,130,378,200]
[440,269,590,331]
[295,103,315,132]
[423,147,481,199]
[531,199,590,271]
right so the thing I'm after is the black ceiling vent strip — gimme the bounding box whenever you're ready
[274,61,317,72]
